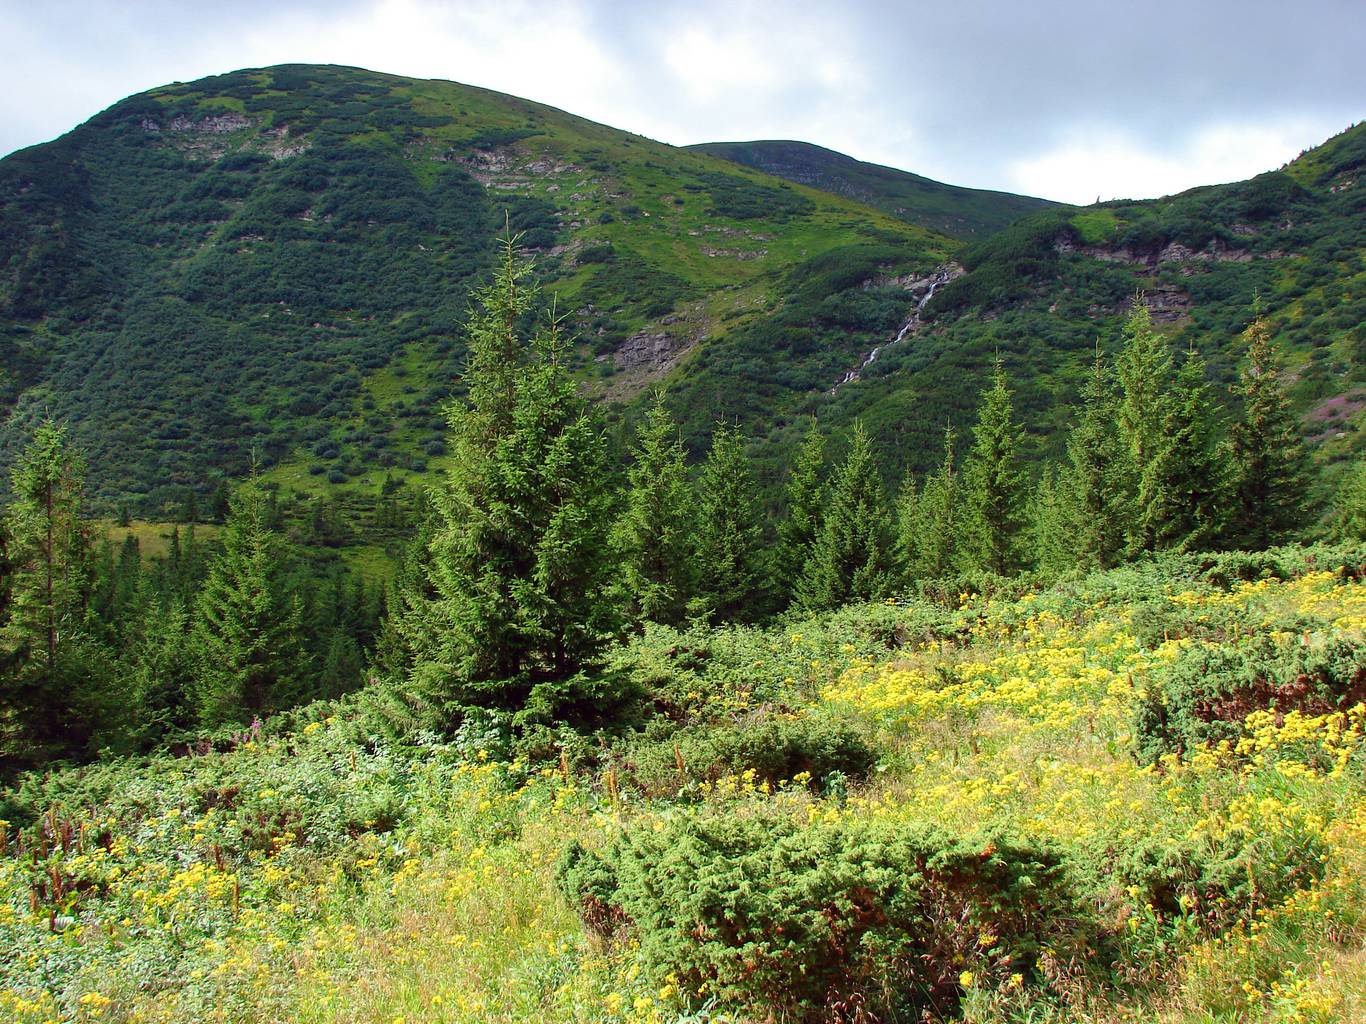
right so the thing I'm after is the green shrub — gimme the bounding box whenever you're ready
[557,812,1084,1022]
[1134,631,1366,762]
[623,713,874,797]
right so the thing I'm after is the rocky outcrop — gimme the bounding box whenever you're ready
[611,331,687,371]
[1055,236,1273,266]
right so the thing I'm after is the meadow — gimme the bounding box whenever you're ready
[2,544,1363,1023]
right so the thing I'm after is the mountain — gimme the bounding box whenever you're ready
[813,121,1366,493]
[1,64,1363,541]
[0,64,958,516]
[687,139,1057,239]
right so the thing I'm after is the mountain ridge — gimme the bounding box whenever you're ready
[687,138,1058,239]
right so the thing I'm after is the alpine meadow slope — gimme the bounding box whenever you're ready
[0,63,956,516]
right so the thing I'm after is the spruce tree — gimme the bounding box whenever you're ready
[414,238,621,722]
[189,472,304,727]
[0,419,109,758]
[960,362,1027,576]
[1060,348,1126,570]
[1115,299,1174,554]
[1137,344,1225,552]
[797,422,892,611]
[618,393,697,626]
[1225,313,1308,549]
[1030,467,1074,578]
[775,423,826,601]
[694,423,771,622]
[897,425,959,582]
[1332,462,1366,542]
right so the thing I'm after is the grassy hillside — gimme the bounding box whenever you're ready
[818,122,1366,491]
[2,544,1364,1022]
[689,139,1058,239]
[0,64,952,517]
[3,67,1363,553]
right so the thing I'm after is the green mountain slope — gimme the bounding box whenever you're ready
[0,64,953,513]
[688,139,1057,239]
[811,122,1366,490]
[2,65,1363,533]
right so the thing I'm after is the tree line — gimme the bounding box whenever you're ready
[0,237,1352,759]
[0,430,379,768]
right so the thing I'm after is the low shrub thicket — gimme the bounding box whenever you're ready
[558,812,1084,1022]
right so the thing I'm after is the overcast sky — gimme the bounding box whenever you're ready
[2,0,1363,204]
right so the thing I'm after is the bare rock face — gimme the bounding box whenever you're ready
[611,331,688,371]
[1140,283,1192,323]
[167,113,254,134]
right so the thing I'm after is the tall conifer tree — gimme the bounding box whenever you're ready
[1115,299,1174,554]
[694,423,770,622]
[618,394,697,626]
[1137,344,1225,552]
[798,422,891,610]
[775,423,827,600]
[414,237,621,721]
[190,471,304,727]
[897,426,959,582]
[960,362,1027,575]
[1060,348,1126,570]
[0,419,108,758]
[1225,313,1307,549]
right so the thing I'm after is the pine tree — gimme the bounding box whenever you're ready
[694,423,771,622]
[960,362,1027,575]
[413,237,621,722]
[618,393,697,626]
[1225,313,1308,549]
[0,419,112,759]
[1060,348,1126,571]
[189,472,304,727]
[797,422,892,610]
[1137,344,1225,552]
[122,596,196,746]
[898,426,959,582]
[1029,467,1074,578]
[1332,462,1366,541]
[775,423,827,601]
[1115,299,1174,554]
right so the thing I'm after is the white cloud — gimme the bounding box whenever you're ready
[0,0,1361,203]
[1006,117,1352,205]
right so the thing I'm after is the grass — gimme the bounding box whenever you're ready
[2,547,1364,1022]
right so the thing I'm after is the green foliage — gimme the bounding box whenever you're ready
[898,425,961,581]
[959,362,1027,575]
[689,139,1057,239]
[1116,301,1175,553]
[693,424,771,623]
[190,472,306,728]
[774,423,825,595]
[617,395,696,627]
[0,420,114,762]
[557,812,1082,1022]
[1137,344,1226,552]
[412,240,623,723]
[696,170,815,221]
[1135,631,1366,763]
[1057,350,1127,571]
[797,421,892,610]
[623,714,875,797]
[1225,314,1309,549]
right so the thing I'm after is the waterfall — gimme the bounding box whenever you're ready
[830,264,960,393]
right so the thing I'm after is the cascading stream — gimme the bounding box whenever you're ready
[831,264,961,391]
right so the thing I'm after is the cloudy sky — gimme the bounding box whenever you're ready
[2,0,1363,204]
